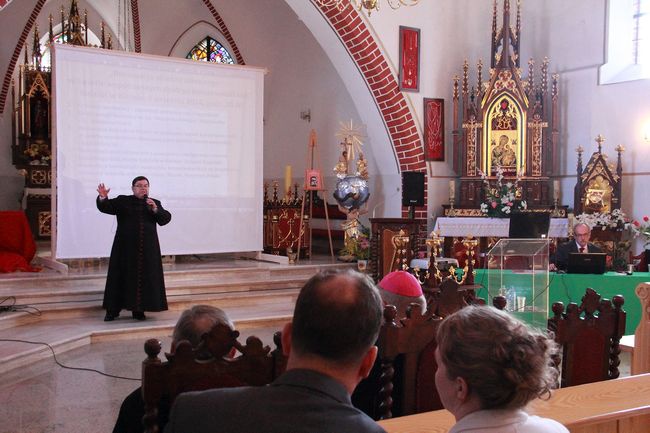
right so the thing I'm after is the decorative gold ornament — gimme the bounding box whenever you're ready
[333,119,367,180]
[314,0,420,15]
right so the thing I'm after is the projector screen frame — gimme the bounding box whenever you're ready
[51,44,267,260]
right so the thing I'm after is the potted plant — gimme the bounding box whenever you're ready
[339,225,370,270]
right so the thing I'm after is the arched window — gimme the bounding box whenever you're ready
[601,0,649,84]
[186,36,235,64]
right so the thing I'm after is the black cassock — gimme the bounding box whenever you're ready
[97,195,172,313]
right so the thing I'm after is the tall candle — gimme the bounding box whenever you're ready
[553,180,560,200]
[449,180,456,199]
[284,165,292,198]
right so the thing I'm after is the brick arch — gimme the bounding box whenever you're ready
[0,0,47,114]
[201,0,245,65]
[315,3,427,217]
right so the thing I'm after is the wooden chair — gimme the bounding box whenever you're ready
[548,288,626,387]
[375,303,442,420]
[141,323,286,433]
[426,277,484,317]
[632,282,650,374]
[353,277,500,420]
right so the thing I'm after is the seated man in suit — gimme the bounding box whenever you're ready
[165,269,386,433]
[113,305,234,433]
[551,222,603,271]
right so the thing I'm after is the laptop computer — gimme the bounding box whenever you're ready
[567,252,607,274]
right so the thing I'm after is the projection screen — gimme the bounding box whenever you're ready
[52,44,265,259]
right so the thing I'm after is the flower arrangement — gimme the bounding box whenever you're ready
[478,165,527,217]
[24,143,51,165]
[631,215,650,246]
[340,224,370,261]
[575,209,629,231]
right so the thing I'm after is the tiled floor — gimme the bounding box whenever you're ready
[0,252,634,432]
[0,330,632,433]
[0,326,280,433]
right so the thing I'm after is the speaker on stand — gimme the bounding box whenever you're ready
[401,171,425,219]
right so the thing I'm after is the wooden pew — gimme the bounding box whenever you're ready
[377,373,650,433]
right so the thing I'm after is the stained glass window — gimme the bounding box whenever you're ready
[186,36,235,64]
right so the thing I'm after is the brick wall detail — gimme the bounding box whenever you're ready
[201,0,245,65]
[0,0,47,114]
[315,2,427,217]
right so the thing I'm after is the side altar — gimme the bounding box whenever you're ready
[10,1,112,239]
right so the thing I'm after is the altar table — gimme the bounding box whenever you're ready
[435,216,569,238]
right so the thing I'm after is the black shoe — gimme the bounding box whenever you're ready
[104,312,119,321]
[132,311,146,321]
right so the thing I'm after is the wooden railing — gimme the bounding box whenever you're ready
[378,373,650,433]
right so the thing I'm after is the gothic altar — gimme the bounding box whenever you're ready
[10,0,111,239]
[447,0,562,216]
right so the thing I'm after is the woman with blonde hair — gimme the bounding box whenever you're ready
[435,306,568,432]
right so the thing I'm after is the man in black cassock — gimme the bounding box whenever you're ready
[97,176,172,321]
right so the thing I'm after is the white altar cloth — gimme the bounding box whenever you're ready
[434,217,568,238]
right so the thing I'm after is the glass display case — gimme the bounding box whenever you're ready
[486,238,550,329]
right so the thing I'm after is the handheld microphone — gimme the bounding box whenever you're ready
[143,194,149,201]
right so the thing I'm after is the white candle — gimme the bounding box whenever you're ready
[284,165,292,198]
[553,180,560,200]
[449,180,456,199]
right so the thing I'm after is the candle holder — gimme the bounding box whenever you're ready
[411,266,430,285]
[426,230,444,260]
[448,194,456,217]
[425,230,445,287]
[459,236,478,285]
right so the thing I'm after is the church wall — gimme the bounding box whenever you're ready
[0,1,373,224]
[1,0,649,249]
[347,0,649,238]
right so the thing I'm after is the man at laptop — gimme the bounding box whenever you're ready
[550,222,602,271]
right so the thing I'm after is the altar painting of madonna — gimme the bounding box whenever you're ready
[484,96,525,177]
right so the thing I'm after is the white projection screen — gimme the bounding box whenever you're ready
[52,44,265,259]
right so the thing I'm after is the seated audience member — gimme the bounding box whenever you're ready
[551,222,602,271]
[352,270,425,418]
[165,269,386,433]
[377,270,427,316]
[113,305,234,433]
[435,306,568,433]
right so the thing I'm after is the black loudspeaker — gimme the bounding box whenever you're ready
[401,171,425,207]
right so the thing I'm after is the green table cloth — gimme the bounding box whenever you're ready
[471,270,647,335]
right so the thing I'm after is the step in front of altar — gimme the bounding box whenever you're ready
[0,261,352,330]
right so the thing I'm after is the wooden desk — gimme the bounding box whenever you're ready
[378,374,650,433]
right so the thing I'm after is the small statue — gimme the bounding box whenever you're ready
[356,152,368,180]
[333,150,348,178]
